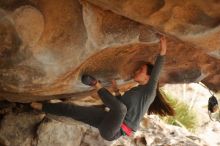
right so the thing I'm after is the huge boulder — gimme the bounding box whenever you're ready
[0,0,219,102]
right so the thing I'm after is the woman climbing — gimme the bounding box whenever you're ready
[31,35,175,141]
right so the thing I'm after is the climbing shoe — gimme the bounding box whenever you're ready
[81,74,97,86]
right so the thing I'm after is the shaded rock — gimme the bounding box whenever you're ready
[11,5,44,47]
[79,126,112,146]
[0,0,219,102]
[37,114,112,146]
[0,112,44,146]
[35,114,211,146]
[0,9,21,67]
[37,118,84,146]
[0,101,212,146]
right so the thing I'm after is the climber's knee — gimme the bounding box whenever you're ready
[114,102,127,117]
[99,130,120,141]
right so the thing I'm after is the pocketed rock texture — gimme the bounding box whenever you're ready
[0,0,219,102]
[0,105,210,146]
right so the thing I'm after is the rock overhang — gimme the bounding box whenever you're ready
[0,0,219,102]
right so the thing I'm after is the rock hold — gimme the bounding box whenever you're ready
[0,0,219,102]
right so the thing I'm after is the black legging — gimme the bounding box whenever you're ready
[42,88,127,141]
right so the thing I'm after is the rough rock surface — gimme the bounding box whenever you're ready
[0,0,219,102]
[0,107,210,146]
[1,1,219,146]
[37,118,85,146]
[0,112,44,146]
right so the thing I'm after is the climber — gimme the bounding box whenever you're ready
[31,35,175,141]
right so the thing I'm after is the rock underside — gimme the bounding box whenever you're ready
[0,0,219,102]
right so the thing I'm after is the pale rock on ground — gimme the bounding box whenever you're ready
[0,109,211,146]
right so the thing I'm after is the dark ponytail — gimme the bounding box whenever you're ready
[148,84,175,116]
[145,62,175,116]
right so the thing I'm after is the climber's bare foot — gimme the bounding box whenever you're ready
[31,102,42,111]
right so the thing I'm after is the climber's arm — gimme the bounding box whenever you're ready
[145,35,166,91]
[111,79,121,99]
[159,35,167,56]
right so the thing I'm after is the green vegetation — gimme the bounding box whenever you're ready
[160,91,198,132]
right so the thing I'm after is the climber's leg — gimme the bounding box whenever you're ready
[81,74,127,140]
[97,88,127,141]
[42,103,106,128]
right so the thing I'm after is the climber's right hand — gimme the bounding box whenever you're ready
[159,35,167,56]
[111,79,118,91]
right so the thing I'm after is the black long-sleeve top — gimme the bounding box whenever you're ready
[118,55,165,131]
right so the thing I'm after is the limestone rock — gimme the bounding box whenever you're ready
[0,112,44,146]
[37,118,84,146]
[11,5,44,47]
[0,0,219,102]
[0,109,210,146]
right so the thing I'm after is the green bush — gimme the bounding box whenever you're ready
[160,91,198,132]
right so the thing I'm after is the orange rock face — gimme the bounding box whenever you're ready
[0,0,219,102]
